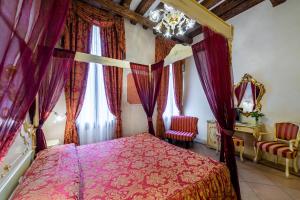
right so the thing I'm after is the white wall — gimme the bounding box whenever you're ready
[229,0,300,132]
[184,0,300,143]
[42,19,156,142]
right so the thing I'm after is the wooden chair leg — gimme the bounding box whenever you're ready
[293,157,298,173]
[240,146,244,162]
[216,138,220,154]
[185,141,190,149]
[286,158,290,178]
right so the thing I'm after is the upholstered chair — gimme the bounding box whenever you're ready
[164,116,198,148]
[254,122,300,177]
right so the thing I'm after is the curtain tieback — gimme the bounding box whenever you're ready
[147,117,152,122]
[221,128,234,137]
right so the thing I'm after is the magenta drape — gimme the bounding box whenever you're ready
[235,82,247,107]
[130,61,164,135]
[36,49,74,153]
[0,0,70,160]
[192,27,240,199]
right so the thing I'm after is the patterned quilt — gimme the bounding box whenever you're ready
[12,144,80,200]
[12,133,236,200]
[77,133,236,200]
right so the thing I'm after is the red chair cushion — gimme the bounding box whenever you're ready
[164,130,196,142]
[256,141,298,159]
[232,136,244,147]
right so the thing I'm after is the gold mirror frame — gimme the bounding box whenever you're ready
[234,73,265,116]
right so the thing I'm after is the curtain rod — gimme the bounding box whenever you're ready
[74,44,193,68]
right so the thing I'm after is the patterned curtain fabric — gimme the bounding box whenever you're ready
[172,60,184,114]
[36,49,74,152]
[100,17,125,138]
[63,11,92,145]
[155,36,176,137]
[63,1,126,143]
[130,61,164,135]
[192,27,241,199]
[0,0,70,160]
[235,82,247,107]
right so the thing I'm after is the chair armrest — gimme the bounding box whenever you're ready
[289,139,297,151]
[277,139,297,151]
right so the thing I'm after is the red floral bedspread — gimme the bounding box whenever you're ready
[77,133,236,200]
[12,144,80,200]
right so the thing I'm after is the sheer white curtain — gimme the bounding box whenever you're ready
[163,64,179,130]
[77,26,115,145]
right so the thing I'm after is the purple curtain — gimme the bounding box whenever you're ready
[36,49,74,153]
[192,27,241,199]
[251,83,257,110]
[0,0,70,160]
[130,61,164,135]
[235,82,247,107]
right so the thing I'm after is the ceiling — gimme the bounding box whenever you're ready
[81,0,287,44]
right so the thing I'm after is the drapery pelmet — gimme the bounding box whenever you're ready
[192,27,240,199]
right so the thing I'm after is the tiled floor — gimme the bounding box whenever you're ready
[190,142,300,200]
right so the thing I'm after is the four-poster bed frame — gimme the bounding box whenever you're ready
[0,0,235,199]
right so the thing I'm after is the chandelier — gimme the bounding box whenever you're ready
[149,4,195,38]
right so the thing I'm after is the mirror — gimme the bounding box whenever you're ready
[234,74,265,116]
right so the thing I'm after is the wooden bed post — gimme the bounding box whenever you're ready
[32,95,39,151]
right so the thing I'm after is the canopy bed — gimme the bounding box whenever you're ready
[0,0,241,199]
[11,133,236,199]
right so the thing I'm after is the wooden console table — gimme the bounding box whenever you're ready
[207,120,263,157]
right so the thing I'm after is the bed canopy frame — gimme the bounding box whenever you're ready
[32,0,234,145]
[74,0,234,68]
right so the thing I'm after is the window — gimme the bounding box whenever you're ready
[163,64,179,129]
[77,25,115,144]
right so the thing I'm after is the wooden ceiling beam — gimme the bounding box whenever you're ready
[135,0,156,15]
[220,0,264,21]
[131,0,156,27]
[187,0,265,38]
[185,0,221,38]
[201,0,223,9]
[81,0,192,44]
[82,0,155,28]
[120,0,133,8]
[269,0,286,7]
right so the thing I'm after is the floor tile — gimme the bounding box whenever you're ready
[190,142,300,199]
[248,182,292,200]
[239,181,260,200]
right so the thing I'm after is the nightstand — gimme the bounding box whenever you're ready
[46,139,60,148]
